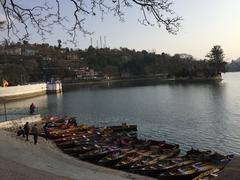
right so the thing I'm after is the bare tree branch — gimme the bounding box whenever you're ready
[0,0,182,44]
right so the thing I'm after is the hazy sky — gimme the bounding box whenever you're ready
[1,0,240,61]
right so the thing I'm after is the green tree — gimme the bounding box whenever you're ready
[206,45,226,74]
[1,64,29,85]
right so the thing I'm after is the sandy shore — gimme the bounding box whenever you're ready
[0,130,155,180]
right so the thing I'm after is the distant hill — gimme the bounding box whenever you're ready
[227,58,240,72]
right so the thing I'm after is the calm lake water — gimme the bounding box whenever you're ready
[1,72,240,155]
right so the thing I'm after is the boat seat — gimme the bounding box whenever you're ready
[192,164,201,171]
[178,168,187,175]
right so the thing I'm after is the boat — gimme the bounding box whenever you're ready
[102,124,137,133]
[76,136,139,162]
[98,148,136,166]
[47,124,137,140]
[114,149,152,170]
[130,146,180,172]
[46,128,100,140]
[56,137,93,148]
[78,146,119,162]
[97,139,170,167]
[132,149,212,176]
[62,143,99,156]
[157,153,231,180]
[47,131,84,139]
[192,168,222,180]
[61,137,116,156]
[54,133,91,143]
[53,132,96,143]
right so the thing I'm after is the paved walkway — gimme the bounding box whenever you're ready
[0,158,70,180]
[0,130,155,180]
[217,156,240,180]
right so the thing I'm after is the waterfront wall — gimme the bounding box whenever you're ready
[0,83,47,101]
[0,82,62,101]
[0,114,42,129]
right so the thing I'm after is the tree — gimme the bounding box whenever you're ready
[206,45,226,74]
[0,0,181,44]
[58,39,62,49]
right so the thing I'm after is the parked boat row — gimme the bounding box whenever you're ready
[39,116,233,179]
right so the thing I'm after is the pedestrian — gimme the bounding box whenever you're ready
[17,127,25,137]
[23,122,29,141]
[43,122,49,141]
[31,124,39,144]
[29,103,36,115]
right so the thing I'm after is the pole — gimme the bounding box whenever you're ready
[0,98,7,121]
[21,73,23,85]
[3,102,7,121]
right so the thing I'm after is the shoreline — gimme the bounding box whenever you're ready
[0,76,223,103]
[62,76,222,87]
[0,117,155,180]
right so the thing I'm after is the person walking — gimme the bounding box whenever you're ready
[23,122,29,141]
[43,123,49,141]
[31,124,39,144]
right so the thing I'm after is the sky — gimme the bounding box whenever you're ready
[0,0,240,61]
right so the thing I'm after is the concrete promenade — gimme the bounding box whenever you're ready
[217,156,240,180]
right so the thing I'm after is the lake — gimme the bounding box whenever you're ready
[1,72,240,155]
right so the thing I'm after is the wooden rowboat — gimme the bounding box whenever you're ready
[130,146,180,172]
[158,153,231,180]
[114,150,152,170]
[132,150,211,176]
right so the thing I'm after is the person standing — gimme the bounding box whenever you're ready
[31,124,39,144]
[29,103,36,115]
[43,123,49,141]
[23,122,29,141]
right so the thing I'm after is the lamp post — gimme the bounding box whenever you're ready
[0,98,7,121]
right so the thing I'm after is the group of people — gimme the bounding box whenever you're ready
[17,122,49,144]
[16,102,50,144]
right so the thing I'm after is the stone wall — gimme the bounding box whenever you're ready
[0,114,42,129]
